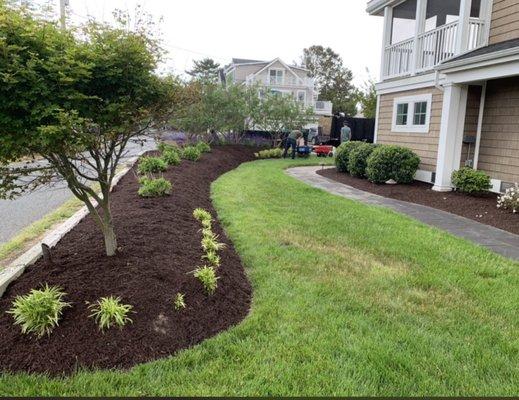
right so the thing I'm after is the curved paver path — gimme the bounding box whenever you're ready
[287,166,519,262]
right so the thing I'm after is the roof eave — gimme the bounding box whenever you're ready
[436,47,519,73]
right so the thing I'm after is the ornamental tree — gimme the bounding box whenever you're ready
[0,4,176,256]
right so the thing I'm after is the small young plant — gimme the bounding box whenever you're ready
[201,232,226,253]
[8,284,71,338]
[193,266,219,294]
[162,149,181,166]
[173,292,186,310]
[138,177,172,197]
[138,156,168,174]
[89,296,133,331]
[203,251,221,268]
[193,208,212,223]
[196,141,211,153]
[181,146,202,161]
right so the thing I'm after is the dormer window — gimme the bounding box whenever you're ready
[269,69,284,85]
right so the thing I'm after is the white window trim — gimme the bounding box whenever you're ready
[269,68,284,85]
[391,93,432,133]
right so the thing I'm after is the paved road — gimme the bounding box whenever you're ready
[0,139,157,245]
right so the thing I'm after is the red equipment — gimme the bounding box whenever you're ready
[313,145,334,157]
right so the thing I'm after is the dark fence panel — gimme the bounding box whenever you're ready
[331,116,375,143]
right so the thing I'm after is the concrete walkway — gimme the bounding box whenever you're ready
[287,166,519,262]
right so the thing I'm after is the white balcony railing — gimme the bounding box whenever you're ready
[246,74,315,88]
[383,18,486,79]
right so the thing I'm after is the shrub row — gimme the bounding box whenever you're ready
[335,142,420,184]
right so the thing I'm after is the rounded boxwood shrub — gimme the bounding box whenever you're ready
[138,177,172,197]
[138,156,167,174]
[181,146,202,161]
[366,145,420,184]
[348,143,376,178]
[451,167,491,195]
[335,141,365,173]
[254,148,283,159]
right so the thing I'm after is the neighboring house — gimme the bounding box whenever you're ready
[222,58,334,127]
[368,0,519,193]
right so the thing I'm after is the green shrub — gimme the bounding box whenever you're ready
[181,146,202,161]
[193,208,212,223]
[138,156,167,174]
[138,177,172,197]
[335,141,365,173]
[162,149,180,166]
[452,167,492,195]
[196,142,211,153]
[348,143,376,178]
[89,296,133,331]
[366,145,420,184]
[497,183,519,213]
[157,141,180,154]
[194,266,219,294]
[8,284,71,338]
[255,148,283,159]
[173,292,186,310]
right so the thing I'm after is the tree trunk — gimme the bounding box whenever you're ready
[102,221,118,257]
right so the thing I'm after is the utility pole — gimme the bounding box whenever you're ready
[59,0,68,30]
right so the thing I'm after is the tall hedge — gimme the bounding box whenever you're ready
[366,145,420,184]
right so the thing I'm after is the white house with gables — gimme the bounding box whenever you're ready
[222,58,333,118]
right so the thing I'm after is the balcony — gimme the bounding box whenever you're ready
[383,17,486,79]
[246,74,315,88]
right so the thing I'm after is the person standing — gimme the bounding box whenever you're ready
[283,130,301,159]
[340,122,352,144]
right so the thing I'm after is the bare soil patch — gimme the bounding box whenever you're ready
[0,145,256,376]
[318,168,518,235]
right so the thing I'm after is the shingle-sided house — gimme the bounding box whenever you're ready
[222,58,333,127]
[368,0,519,192]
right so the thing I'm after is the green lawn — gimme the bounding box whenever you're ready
[1,157,518,396]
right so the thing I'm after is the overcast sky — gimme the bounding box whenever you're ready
[56,0,383,86]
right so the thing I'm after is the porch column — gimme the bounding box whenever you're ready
[411,0,427,75]
[455,0,473,54]
[380,6,393,80]
[432,83,469,192]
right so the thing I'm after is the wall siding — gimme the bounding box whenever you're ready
[376,87,443,172]
[489,0,519,44]
[479,77,519,183]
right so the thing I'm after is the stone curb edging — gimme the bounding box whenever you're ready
[0,154,142,298]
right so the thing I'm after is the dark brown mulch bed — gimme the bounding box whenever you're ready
[0,145,256,376]
[318,168,519,236]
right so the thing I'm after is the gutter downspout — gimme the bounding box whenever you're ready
[434,70,444,92]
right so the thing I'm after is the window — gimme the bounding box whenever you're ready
[297,91,306,104]
[396,103,408,125]
[413,101,427,125]
[269,69,284,85]
[392,94,432,133]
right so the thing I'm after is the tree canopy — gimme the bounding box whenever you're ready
[0,2,176,256]
[302,45,357,116]
[186,58,221,83]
